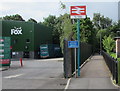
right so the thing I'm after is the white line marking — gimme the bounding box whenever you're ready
[64,78,71,91]
[64,55,93,90]
[36,58,63,62]
[110,77,120,88]
[4,74,23,78]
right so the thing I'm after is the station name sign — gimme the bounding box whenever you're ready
[11,27,22,35]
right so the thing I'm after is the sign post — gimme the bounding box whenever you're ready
[75,48,77,78]
[77,19,80,76]
[70,6,86,77]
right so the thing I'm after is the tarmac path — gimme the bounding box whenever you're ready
[68,55,120,90]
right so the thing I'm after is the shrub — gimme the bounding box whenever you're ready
[102,35,115,54]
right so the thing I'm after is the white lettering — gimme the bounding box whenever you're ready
[11,29,14,35]
[11,27,22,35]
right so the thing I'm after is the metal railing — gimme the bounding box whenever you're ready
[102,51,118,84]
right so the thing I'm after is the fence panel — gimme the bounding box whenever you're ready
[80,43,93,65]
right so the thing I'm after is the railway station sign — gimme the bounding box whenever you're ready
[70,6,86,19]
[68,41,79,48]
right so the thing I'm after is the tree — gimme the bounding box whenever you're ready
[43,15,56,28]
[108,21,120,37]
[60,14,73,49]
[96,29,109,42]
[102,35,115,54]
[2,14,25,21]
[80,17,95,44]
[28,18,37,23]
[42,15,60,44]
[59,14,95,49]
[93,13,112,30]
[60,1,66,9]
[93,13,113,50]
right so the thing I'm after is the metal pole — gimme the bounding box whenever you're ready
[77,19,80,76]
[75,48,77,78]
[100,33,102,55]
[116,40,118,58]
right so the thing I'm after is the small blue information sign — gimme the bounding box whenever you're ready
[68,41,79,48]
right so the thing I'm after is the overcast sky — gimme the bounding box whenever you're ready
[0,0,119,22]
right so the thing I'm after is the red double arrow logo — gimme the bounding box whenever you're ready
[70,6,86,16]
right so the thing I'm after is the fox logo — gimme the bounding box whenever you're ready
[11,27,22,35]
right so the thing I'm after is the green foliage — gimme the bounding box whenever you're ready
[110,52,116,59]
[93,13,112,30]
[61,14,72,38]
[117,58,120,61]
[96,29,108,38]
[2,14,25,21]
[80,17,94,44]
[58,14,95,50]
[102,35,115,54]
[43,15,56,28]
[96,29,110,46]
[28,18,37,23]
[108,22,120,37]
[111,57,120,61]
[60,14,73,50]
[92,13,118,50]
[42,15,60,44]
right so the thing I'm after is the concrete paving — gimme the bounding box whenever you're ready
[1,55,120,90]
[68,55,120,89]
[0,67,10,71]
[1,58,68,89]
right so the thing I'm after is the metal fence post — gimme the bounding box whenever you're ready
[118,61,120,85]
[115,60,118,84]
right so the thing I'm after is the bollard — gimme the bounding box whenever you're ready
[20,58,23,67]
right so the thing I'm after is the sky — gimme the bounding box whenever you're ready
[0,0,120,22]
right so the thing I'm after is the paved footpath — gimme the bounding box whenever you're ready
[68,54,120,89]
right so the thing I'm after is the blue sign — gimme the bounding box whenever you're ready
[68,41,79,48]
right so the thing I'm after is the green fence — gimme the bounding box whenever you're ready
[80,43,93,65]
